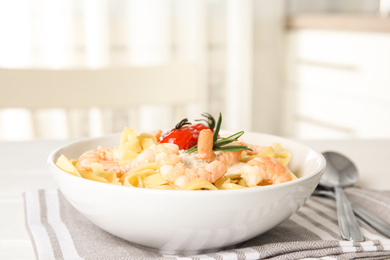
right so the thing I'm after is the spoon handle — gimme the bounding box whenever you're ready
[335,187,364,241]
[350,201,390,238]
[312,189,390,238]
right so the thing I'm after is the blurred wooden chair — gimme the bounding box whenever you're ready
[0,63,204,140]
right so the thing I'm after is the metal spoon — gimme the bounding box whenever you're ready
[312,186,390,238]
[320,151,364,241]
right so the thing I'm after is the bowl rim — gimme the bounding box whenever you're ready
[47,131,326,196]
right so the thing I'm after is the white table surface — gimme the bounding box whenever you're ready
[1,138,390,259]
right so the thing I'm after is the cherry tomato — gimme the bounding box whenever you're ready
[190,123,210,132]
[159,123,211,150]
[159,114,216,150]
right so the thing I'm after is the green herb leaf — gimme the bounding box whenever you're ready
[186,113,252,154]
[214,131,245,146]
[214,145,253,152]
[175,118,191,130]
[213,113,222,143]
[186,145,198,154]
[195,113,216,130]
[213,131,252,152]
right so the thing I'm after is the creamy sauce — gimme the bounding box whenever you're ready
[179,151,207,169]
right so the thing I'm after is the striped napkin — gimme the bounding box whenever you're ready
[24,188,390,260]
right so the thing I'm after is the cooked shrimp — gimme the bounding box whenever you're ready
[196,129,215,162]
[154,130,227,188]
[195,130,244,167]
[174,160,226,188]
[159,159,227,188]
[245,143,264,155]
[79,147,155,177]
[215,150,243,168]
[155,143,181,167]
[241,156,292,186]
[128,148,156,169]
[79,147,126,175]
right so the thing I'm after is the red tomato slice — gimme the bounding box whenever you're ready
[159,123,212,150]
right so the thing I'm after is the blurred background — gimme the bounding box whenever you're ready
[1,0,389,141]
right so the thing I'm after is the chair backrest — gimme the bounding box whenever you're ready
[0,63,203,140]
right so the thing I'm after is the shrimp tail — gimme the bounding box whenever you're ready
[197,129,215,162]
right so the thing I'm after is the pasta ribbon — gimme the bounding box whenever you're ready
[91,163,120,185]
[56,154,81,177]
[143,173,168,188]
[123,169,158,187]
[137,133,157,150]
[215,176,246,190]
[179,179,218,190]
[119,128,157,164]
[241,142,291,167]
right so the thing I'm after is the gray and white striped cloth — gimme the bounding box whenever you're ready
[24,188,390,260]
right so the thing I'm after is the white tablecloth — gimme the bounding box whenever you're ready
[1,138,389,259]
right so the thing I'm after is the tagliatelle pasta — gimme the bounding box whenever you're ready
[56,125,298,191]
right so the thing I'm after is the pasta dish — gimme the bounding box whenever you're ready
[56,113,297,190]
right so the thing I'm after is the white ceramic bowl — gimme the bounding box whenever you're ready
[48,132,326,255]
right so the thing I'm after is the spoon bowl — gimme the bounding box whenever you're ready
[321,151,363,241]
[320,151,358,188]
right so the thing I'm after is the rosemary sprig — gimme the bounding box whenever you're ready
[214,145,252,152]
[214,131,244,147]
[213,113,222,143]
[175,118,191,129]
[195,113,216,130]
[186,113,252,153]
